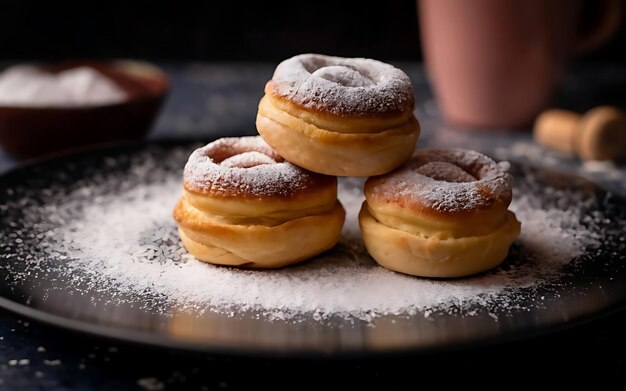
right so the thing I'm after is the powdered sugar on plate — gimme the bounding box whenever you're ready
[0,145,622,323]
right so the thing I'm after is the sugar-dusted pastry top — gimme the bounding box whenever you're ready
[183,136,335,199]
[266,53,415,117]
[365,149,513,215]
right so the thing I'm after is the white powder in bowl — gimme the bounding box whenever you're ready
[0,65,126,107]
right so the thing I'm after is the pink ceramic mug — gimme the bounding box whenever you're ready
[418,0,622,128]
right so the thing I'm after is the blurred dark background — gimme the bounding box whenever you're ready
[0,0,624,63]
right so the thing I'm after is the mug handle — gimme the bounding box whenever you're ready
[574,0,622,55]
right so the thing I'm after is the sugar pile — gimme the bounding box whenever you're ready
[0,65,126,107]
[2,149,610,323]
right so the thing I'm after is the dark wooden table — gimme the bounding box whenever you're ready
[0,62,625,389]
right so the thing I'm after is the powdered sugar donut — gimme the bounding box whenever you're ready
[174,136,345,268]
[256,53,421,176]
[360,149,521,278]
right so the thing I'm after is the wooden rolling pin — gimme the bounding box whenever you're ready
[533,106,626,161]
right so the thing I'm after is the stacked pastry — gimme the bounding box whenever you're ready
[173,136,344,268]
[256,54,421,176]
[174,53,520,277]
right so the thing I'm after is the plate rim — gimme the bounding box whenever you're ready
[1,292,626,359]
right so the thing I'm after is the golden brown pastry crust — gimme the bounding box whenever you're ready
[175,199,345,268]
[174,136,345,268]
[360,149,521,277]
[256,54,420,177]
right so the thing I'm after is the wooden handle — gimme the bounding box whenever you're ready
[533,109,581,155]
[534,106,626,161]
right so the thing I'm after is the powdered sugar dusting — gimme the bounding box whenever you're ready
[1,147,618,323]
[415,162,476,182]
[183,136,310,196]
[311,65,375,88]
[220,151,276,168]
[367,149,512,212]
[270,53,414,115]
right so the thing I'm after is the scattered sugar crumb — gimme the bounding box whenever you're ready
[7,359,29,366]
[583,160,616,172]
[137,377,165,391]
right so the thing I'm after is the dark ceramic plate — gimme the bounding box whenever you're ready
[0,140,625,357]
